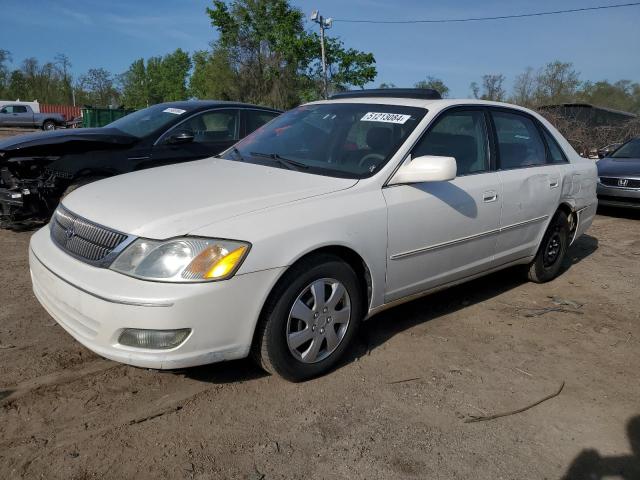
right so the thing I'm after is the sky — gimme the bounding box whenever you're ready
[1,0,639,98]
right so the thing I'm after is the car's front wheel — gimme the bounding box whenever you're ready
[527,210,570,283]
[253,254,363,381]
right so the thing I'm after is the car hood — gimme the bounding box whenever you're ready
[0,128,137,161]
[597,157,640,177]
[62,158,358,238]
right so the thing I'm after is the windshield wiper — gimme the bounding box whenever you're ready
[231,147,246,162]
[249,151,309,170]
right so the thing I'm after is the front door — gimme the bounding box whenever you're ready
[383,108,502,302]
[149,109,240,168]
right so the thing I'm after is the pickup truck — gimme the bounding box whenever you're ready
[0,104,66,130]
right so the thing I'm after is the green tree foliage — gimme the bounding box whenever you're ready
[120,59,147,108]
[193,0,376,109]
[121,49,192,108]
[0,49,11,97]
[414,76,449,97]
[577,80,640,113]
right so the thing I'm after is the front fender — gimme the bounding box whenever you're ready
[190,186,389,310]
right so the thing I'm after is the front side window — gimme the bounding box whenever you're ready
[2,106,15,113]
[412,110,489,175]
[221,103,427,178]
[611,139,640,159]
[178,110,239,143]
[493,111,546,169]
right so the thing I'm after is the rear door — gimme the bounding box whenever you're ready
[242,109,280,137]
[490,108,562,263]
[150,108,240,167]
[383,108,503,302]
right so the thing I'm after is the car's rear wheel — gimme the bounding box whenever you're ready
[527,210,569,283]
[42,120,56,131]
[252,254,363,381]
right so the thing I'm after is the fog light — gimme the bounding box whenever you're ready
[118,328,191,349]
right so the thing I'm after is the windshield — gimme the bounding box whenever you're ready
[106,104,189,138]
[611,139,640,159]
[220,103,427,178]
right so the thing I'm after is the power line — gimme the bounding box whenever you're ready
[333,2,640,24]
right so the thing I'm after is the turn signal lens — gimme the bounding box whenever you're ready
[206,246,248,279]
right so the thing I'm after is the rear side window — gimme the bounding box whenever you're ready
[14,106,27,113]
[493,111,546,169]
[246,110,279,135]
[412,110,489,175]
[541,128,568,164]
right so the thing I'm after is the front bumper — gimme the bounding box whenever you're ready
[29,227,284,369]
[597,183,640,209]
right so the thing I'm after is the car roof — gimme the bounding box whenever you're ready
[308,97,538,114]
[156,100,282,113]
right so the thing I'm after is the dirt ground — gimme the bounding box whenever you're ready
[1,208,638,480]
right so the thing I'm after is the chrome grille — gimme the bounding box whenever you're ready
[600,177,640,189]
[50,206,128,265]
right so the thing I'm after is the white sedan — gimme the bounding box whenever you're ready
[29,91,597,381]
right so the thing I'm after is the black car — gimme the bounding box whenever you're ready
[0,101,281,225]
[596,137,640,209]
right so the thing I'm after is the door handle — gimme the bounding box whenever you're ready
[483,191,498,203]
[549,179,559,188]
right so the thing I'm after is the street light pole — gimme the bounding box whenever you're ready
[311,10,333,99]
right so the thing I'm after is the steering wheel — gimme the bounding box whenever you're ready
[358,153,385,168]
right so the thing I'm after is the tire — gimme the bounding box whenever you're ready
[527,210,570,283]
[61,176,106,199]
[42,120,56,131]
[252,254,364,382]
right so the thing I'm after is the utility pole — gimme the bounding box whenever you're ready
[310,10,333,99]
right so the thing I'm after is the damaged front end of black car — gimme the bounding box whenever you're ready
[0,129,137,228]
[0,152,64,227]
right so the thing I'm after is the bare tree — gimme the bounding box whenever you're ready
[470,81,480,99]
[511,67,536,107]
[480,74,506,101]
[539,109,640,156]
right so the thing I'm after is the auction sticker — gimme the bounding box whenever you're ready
[163,108,186,115]
[361,112,411,124]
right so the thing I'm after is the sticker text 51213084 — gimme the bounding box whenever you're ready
[360,112,412,124]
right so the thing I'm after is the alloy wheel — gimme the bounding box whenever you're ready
[286,278,351,363]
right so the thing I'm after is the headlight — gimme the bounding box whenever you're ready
[110,237,250,282]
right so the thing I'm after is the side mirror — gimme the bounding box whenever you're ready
[388,155,457,185]
[597,151,606,159]
[167,130,195,145]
